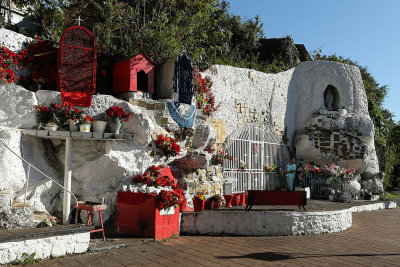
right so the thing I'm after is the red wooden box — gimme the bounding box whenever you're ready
[115,191,179,241]
[113,52,154,95]
[245,190,307,210]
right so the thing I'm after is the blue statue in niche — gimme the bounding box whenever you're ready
[168,54,196,128]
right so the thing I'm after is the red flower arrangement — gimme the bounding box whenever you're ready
[193,69,220,115]
[0,46,23,83]
[155,135,181,158]
[79,114,95,124]
[156,189,184,210]
[132,165,178,188]
[34,103,53,127]
[105,106,131,122]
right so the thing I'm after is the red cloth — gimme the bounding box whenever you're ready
[61,91,92,107]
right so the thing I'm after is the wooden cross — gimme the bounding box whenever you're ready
[76,16,83,26]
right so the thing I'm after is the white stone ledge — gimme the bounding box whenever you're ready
[0,232,90,264]
[180,202,397,237]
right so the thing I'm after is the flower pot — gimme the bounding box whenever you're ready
[45,123,58,131]
[179,198,187,211]
[192,199,205,211]
[212,199,222,209]
[232,194,241,206]
[108,117,122,134]
[93,120,107,133]
[223,194,234,208]
[79,124,91,132]
[204,200,214,210]
[69,119,79,131]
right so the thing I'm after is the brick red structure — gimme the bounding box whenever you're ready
[113,52,154,95]
[58,26,97,107]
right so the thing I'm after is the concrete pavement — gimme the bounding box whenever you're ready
[26,208,400,266]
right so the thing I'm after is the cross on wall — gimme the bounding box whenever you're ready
[76,16,83,26]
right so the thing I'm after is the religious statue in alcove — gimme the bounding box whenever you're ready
[325,89,334,111]
[167,54,196,128]
[58,22,97,107]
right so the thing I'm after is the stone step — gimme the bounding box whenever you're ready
[33,212,48,223]
[12,201,32,208]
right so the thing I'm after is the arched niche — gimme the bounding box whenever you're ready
[324,85,340,111]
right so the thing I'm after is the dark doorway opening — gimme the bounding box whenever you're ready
[137,70,148,92]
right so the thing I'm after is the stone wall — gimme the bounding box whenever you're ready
[0,232,90,264]
[181,209,353,236]
[203,62,379,178]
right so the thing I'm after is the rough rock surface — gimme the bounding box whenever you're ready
[204,62,380,190]
[0,28,32,52]
[0,83,38,129]
[171,153,208,173]
[192,119,216,149]
[361,172,385,195]
[295,113,379,177]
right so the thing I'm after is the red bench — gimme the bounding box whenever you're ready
[245,190,307,211]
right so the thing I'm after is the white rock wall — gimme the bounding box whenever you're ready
[0,232,90,264]
[181,209,352,236]
[204,62,379,177]
[0,28,32,52]
[203,65,294,139]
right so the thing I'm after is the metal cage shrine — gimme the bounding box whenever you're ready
[58,26,97,107]
[223,123,291,193]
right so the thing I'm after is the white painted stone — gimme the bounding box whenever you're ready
[50,241,66,257]
[0,232,90,264]
[0,28,32,52]
[181,209,353,236]
[0,83,38,129]
[204,62,379,182]
[192,119,216,149]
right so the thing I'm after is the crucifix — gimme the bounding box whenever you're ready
[76,16,83,26]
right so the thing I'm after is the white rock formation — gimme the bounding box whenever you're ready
[204,62,380,181]
[0,28,32,52]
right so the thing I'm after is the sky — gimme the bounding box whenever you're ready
[227,0,400,123]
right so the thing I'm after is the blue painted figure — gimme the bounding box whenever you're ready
[285,158,296,191]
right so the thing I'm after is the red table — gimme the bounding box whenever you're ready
[245,190,307,211]
[115,191,180,241]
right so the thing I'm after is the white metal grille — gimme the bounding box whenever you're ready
[223,123,290,193]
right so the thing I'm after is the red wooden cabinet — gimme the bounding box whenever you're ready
[113,52,154,95]
[115,191,179,241]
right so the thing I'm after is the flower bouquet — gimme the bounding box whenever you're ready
[155,134,181,158]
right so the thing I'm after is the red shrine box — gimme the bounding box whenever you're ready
[115,191,179,241]
[113,52,155,95]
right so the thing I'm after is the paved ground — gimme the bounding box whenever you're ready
[25,208,400,267]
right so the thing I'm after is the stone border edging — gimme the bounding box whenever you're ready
[180,201,397,236]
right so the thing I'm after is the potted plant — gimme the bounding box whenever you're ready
[192,190,208,212]
[34,103,53,129]
[155,134,181,158]
[66,107,83,131]
[207,194,222,209]
[105,106,131,134]
[78,114,94,132]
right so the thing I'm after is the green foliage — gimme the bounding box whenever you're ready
[12,0,72,42]
[12,252,40,265]
[0,15,5,28]
[313,52,400,189]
